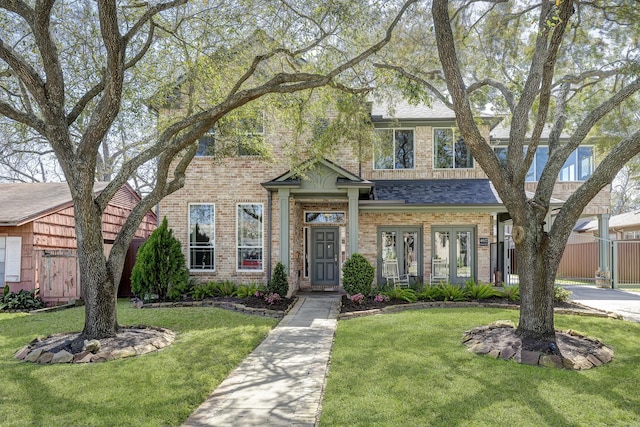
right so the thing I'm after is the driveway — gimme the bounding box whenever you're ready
[565,285,640,323]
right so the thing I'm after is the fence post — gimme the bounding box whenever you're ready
[612,240,618,289]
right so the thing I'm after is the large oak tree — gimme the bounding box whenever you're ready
[378,0,640,349]
[0,0,417,339]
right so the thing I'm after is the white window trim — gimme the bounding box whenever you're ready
[236,203,264,273]
[373,128,416,171]
[433,127,474,170]
[1,236,22,283]
[188,203,216,272]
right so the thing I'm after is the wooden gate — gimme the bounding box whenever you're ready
[37,250,80,304]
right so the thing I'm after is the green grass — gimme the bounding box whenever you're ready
[320,308,640,426]
[0,300,277,426]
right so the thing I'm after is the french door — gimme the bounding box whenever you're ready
[432,226,475,284]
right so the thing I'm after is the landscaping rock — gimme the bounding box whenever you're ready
[24,348,44,362]
[83,339,101,353]
[520,350,541,366]
[14,345,30,360]
[73,351,94,363]
[38,352,54,364]
[111,347,137,359]
[500,347,516,360]
[51,350,74,364]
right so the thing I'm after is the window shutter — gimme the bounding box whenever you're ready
[5,236,21,282]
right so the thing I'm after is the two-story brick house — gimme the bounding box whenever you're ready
[159,100,609,296]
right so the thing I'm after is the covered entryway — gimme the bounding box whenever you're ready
[311,227,340,286]
[262,158,373,292]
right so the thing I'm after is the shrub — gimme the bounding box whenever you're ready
[236,283,262,298]
[214,280,237,297]
[385,288,417,303]
[342,253,374,296]
[131,217,188,301]
[464,280,500,300]
[500,284,520,301]
[1,289,44,311]
[417,286,441,301]
[436,283,467,302]
[269,262,289,297]
[554,285,572,303]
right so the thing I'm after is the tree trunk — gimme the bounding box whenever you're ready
[513,218,559,352]
[75,201,119,339]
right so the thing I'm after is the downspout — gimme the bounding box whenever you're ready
[266,189,273,283]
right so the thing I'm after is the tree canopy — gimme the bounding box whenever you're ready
[0,0,417,338]
[375,0,640,347]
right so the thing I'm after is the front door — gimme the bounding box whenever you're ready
[311,227,339,286]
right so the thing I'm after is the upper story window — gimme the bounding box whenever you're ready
[374,129,414,170]
[189,204,215,271]
[434,128,473,169]
[493,146,593,182]
[196,113,264,157]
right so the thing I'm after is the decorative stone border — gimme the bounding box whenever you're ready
[14,326,175,364]
[462,320,615,370]
[138,298,296,318]
[338,300,620,320]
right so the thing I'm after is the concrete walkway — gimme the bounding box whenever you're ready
[566,285,640,323]
[183,293,341,426]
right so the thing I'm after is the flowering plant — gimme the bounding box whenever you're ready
[264,292,281,305]
[349,293,366,305]
[254,290,264,298]
[374,293,390,303]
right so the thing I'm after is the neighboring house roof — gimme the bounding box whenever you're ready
[578,211,640,233]
[0,182,110,226]
[363,179,565,211]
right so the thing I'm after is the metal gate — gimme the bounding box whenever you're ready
[503,234,640,289]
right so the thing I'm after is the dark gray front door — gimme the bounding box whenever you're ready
[312,227,339,285]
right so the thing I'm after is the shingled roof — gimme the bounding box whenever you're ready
[365,179,564,209]
[0,182,109,226]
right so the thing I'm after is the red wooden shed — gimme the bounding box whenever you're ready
[0,182,156,305]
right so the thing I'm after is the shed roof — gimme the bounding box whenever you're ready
[364,179,564,209]
[0,182,110,226]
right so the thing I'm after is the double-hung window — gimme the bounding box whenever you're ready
[237,204,263,271]
[0,236,21,286]
[195,112,264,157]
[189,204,215,271]
[434,128,473,169]
[374,129,414,170]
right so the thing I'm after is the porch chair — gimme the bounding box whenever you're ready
[430,257,449,285]
[382,259,410,288]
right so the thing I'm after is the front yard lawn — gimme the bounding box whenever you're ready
[0,300,277,426]
[320,308,640,426]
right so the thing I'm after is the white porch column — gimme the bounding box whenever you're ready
[278,188,290,272]
[348,188,359,255]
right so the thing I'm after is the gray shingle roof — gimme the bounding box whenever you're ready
[371,179,503,205]
[0,182,109,226]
